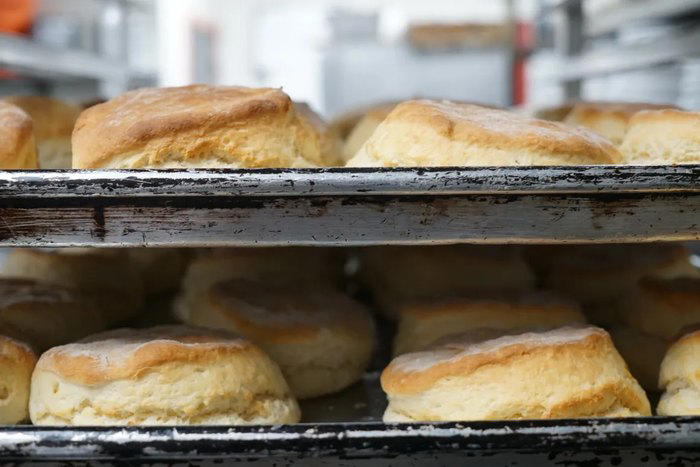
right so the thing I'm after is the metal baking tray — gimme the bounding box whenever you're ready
[1,370,698,465]
[1,417,698,465]
[1,372,698,465]
[0,165,696,246]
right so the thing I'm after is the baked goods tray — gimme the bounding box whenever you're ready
[0,165,696,246]
[2,370,698,464]
[1,417,698,465]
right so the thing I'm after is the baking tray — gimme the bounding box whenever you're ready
[1,373,698,465]
[0,165,696,246]
[1,417,698,465]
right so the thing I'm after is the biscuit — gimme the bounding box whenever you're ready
[616,277,700,341]
[393,294,586,355]
[657,329,700,415]
[359,245,536,317]
[175,247,344,321]
[0,278,107,352]
[542,244,698,325]
[381,326,650,421]
[0,101,37,169]
[0,335,37,424]
[564,101,676,145]
[183,279,375,399]
[620,109,700,164]
[29,325,300,425]
[2,96,80,168]
[127,249,188,297]
[1,248,144,325]
[72,85,328,168]
[346,100,621,166]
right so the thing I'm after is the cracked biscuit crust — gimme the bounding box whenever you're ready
[381,326,650,421]
[29,325,300,425]
[186,279,375,399]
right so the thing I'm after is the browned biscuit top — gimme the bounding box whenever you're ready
[35,325,256,386]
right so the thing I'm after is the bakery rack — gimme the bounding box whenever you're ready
[538,0,700,100]
[0,165,698,465]
[0,165,696,246]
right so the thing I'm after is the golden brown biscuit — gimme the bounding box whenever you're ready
[0,278,106,352]
[72,85,328,169]
[393,294,586,355]
[0,101,37,169]
[182,279,375,399]
[620,109,700,164]
[175,247,344,321]
[381,326,650,421]
[0,248,144,325]
[542,244,698,325]
[564,101,676,145]
[346,100,622,167]
[2,96,80,168]
[29,325,300,425]
[0,335,37,424]
[359,245,536,317]
[657,329,700,415]
[127,248,188,297]
[617,277,700,341]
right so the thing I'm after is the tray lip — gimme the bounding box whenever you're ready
[0,165,696,197]
[1,416,698,459]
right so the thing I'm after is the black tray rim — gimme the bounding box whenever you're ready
[0,165,696,198]
[1,417,698,460]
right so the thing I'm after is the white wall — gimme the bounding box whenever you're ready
[154,0,257,87]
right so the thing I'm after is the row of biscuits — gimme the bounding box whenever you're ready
[0,247,376,424]
[339,99,700,166]
[67,92,700,167]
[2,243,698,425]
[1,85,699,170]
[361,244,700,420]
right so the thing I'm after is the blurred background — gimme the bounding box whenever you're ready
[1,0,700,116]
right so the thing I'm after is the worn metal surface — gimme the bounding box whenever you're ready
[0,166,697,196]
[0,418,698,465]
[0,167,696,246]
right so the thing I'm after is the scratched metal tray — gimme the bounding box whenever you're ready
[1,417,698,465]
[0,365,698,465]
[0,165,696,246]
[1,371,698,464]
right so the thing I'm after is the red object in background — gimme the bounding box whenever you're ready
[512,22,532,106]
[514,57,526,105]
[515,21,534,51]
[0,0,36,35]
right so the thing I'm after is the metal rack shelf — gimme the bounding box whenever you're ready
[538,0,700,99]
[557,26,700,81]
[0,34,155,83]
[0,166,696,246]
[540,0,700,36]
[1,417,697,464]
[587,0,700,36]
